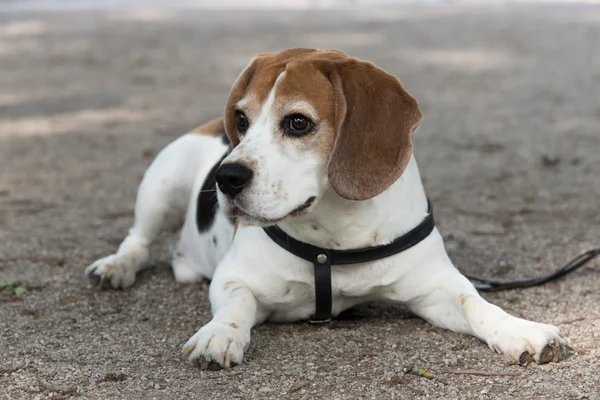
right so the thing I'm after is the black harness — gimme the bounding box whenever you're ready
[264,200,435,323]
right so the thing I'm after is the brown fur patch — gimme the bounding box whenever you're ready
[190,117,225,136]
[229,322,238,329]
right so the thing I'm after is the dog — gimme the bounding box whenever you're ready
[85,48,567,368]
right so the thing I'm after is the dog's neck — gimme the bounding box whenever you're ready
[278,155,429,250]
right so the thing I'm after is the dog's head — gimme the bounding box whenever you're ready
[215,48,422,226]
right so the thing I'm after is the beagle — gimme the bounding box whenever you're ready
[85,48,567,368]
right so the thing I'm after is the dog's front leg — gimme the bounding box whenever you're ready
[384,235,568,364]
[182,274,268,369]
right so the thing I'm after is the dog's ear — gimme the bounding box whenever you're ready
[318,57,422,201]
[224,57,261,148]
[224,48,318,147]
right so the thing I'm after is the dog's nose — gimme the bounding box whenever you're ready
[215,163,253,198]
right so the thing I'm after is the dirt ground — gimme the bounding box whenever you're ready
[1,3,600,400]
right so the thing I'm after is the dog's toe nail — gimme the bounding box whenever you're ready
[538,344,554,364]
[207,361,222,371]
[518,351,535,365]
[198,358,210,370]
[99,276,113,290]
[89,273,101,286]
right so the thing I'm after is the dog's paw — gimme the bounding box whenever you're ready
[85,254,137,289]
[85,236,149,289]
[182,321,250,369]
[489,319,570,365]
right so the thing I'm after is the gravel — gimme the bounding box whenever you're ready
[1,3,599,399]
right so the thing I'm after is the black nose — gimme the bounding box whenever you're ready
[215,163,253,198]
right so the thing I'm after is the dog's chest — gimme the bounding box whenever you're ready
[217,216,434,323]
[234,236,400,321]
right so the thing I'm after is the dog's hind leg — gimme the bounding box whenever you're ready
[85,133,227,289]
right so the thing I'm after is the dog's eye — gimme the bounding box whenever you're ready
[235,110,249,133]
[283,114,313,137]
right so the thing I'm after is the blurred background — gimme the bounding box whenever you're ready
[1,1,599,399]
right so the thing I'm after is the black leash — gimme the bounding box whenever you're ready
[465,247,600,292]
[263,199,600,322]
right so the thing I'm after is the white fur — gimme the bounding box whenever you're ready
[86,70,567,369]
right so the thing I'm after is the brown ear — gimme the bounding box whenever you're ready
[322,58,422,201]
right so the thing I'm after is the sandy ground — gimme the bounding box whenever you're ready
[1,3,600,399]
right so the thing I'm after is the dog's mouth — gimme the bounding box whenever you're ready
[289,196,316,216]
[229,196,317,226]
